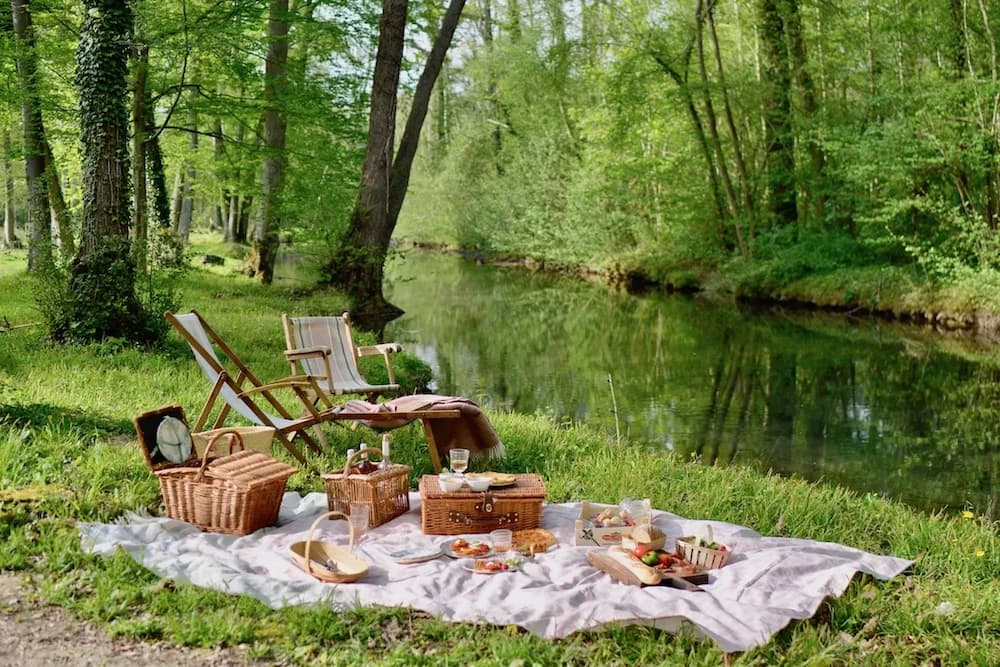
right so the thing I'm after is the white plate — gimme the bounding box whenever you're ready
[387,546,443,564]
[440,539,493,559]
[463,561,521,574]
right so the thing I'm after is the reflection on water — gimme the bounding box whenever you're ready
[385,251,999,517]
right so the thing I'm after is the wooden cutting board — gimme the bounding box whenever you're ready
[587,550,709,591]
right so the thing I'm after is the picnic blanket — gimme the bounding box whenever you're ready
[78,493,911,653]
[342,394,505,462]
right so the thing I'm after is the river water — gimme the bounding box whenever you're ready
[384,251,999,517]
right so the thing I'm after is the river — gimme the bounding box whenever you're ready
[383,251,999,517]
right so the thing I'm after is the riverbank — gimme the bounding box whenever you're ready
[1,253,998,664]
[403,240,1000,340]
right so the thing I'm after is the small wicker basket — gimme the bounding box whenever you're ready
[289,511,369,584]
[155,430,297,536]
[675,537,732,569]
[322,448,411,529]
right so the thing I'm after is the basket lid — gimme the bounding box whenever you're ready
[133,405,200,472]
[419,473,546,499]
[204,450,298,488]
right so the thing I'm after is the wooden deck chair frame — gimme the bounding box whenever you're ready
[167,310,337,465]
[281,312,401,401]
[167,310,461,470]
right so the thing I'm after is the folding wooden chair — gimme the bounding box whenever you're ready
[281,313,401,401]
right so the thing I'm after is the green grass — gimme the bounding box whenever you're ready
[1,247,998,665]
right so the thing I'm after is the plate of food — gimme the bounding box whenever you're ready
[441,538,492,559]
[467,471,517,488]
[387,546,444,565]
[511,528,558,556]
[464,557,522,574]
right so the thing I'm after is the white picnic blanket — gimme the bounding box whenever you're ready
[78,493,912,653]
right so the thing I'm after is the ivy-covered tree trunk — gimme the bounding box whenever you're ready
[252,0,290,285]
[66,0,150,343]
[11,0,53,273]
[131,44,149,273]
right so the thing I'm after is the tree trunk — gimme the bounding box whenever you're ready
[44,140,73,262]
[170,169,183,232]
[695,0,747,257]
[12,0,53,273]
[783,0,825,226]
[325,0,465,327]
[178,107,197,242]
[132,45,149,273]
[144,81,170,229]
[68,0,149,343]
[707,4,754,221]
[213,114,227,233]
[653,53,727,230]
[2,131,17,249]
[324,0,409,319]
[253,0,291,284]
[758,0,797,229]
[480,0,502,174]
[387,0,466,226]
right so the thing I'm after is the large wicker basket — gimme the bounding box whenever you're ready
[322,448,411,529]
[155,430,298,535]
[419,473,547,535]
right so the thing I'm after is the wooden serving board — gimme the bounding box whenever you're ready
[587,550,709,591]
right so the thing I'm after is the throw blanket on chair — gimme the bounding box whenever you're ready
[341,394,505,462]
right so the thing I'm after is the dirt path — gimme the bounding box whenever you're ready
[0,574,262,666]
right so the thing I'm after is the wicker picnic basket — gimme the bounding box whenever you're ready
[322,448,411,528]
[419,473,547,535]
[155,429,298,536]
[288,511,369,584]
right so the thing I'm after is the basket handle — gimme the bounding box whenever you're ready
[342,447,384,475]
[303,510,352,577]
[195,429,246,480]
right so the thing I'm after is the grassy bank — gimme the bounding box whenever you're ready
[1,250,998,665]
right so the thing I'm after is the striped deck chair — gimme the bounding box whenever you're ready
[166,310,336,465]
[281,313,401,401]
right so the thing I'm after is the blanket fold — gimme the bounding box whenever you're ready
[341,394,505,462]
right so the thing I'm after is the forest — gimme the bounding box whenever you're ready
[3,0,1000,339]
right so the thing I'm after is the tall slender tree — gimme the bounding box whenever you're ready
[2,130,16,249]
[11,0,53,272]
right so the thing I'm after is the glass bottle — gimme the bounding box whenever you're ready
[380,433,391,469]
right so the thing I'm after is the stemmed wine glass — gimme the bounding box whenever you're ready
[348,503,369,552]
[449,448,470,479]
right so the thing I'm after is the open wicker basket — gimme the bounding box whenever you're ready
[322,448,411,528]
[155,429,297,535]
[288,511,369,583]
[675,537,732,569]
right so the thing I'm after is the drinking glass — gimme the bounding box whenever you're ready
[449,448,470,476]
[348,503,370,551]
[490,529,512,556]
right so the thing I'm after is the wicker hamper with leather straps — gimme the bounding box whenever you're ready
[419,473,546,535]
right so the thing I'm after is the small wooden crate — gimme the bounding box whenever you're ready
[419,473,547,535]
[155,431,297,535]
[322,448,411,529]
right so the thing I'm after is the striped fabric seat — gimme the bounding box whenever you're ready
[281,313,401,400]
